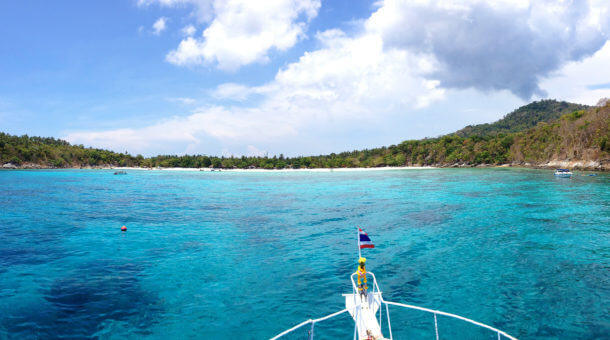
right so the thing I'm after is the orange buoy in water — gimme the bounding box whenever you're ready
[121,225,127,232]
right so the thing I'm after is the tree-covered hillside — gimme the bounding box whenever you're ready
[1,100,608,170]
[511,105,610,164]
[455,100,589,137]
[0,133,141,167]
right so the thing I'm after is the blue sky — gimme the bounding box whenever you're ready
[1,0,609,156]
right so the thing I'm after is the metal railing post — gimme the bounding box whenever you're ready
[385,302,393,340]
[353,306,358,340]
[270,309,348,339]
[309,322,315,340]
[379,295,383,330]
[434,313,439,340]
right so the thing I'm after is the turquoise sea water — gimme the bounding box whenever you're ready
[0,168,608,339]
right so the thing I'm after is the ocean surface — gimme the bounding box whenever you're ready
[0,168,608,339]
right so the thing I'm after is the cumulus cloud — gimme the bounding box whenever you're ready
[152,17,168,35]
[70,0,610,155]
[210,83,268,101]
[66,25,443,155]
[246,145,267,157]
[163,0,321,70]
[367,0,610,99]
[182,24,196,36]
[64,105,298,155]
[167,97,196,105]
[539,40,610,105]
[154,0,610,94]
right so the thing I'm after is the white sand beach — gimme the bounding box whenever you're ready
[111,166,437,172]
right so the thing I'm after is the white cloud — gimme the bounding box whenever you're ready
[182,24,196,36]
[246,145,267,157]
[167,97,196,105]
[267,31,444,110]
[69,0,610,156]
[539,40,610,105]
[165,37,204,65]
[366,0,610,99]
[152,17,168,35]
[164,0,321,70]
[64,105,298,155]
[66,23,444,155]
[210,83,267,101]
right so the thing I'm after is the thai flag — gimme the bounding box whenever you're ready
[359,228,374,249]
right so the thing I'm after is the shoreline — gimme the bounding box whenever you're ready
[2,162,608,172]
[115,166,435,172]
[2,165,437,172]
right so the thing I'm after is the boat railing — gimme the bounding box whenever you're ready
[271,271,518,340]
[269,308,349,340]
[380,300,517,340]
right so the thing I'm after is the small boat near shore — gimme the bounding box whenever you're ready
[113,170,127,175]
[554,169,572,178]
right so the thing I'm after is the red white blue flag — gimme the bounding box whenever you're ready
[358,228,374,249]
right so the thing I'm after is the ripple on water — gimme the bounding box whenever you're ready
[0,169,607,339]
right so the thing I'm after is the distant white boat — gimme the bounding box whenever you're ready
[554,169,572,178]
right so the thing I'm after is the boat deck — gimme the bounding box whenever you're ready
[344,292,388,340]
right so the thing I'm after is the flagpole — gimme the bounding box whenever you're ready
[357,227,361,258]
